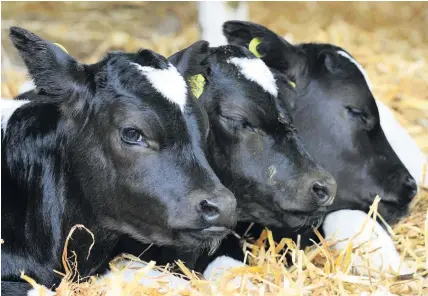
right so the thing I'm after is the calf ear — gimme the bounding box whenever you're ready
[168,40,210,77]
[9,27,85,96]
[222,21,301,72]
[317,50,340,74]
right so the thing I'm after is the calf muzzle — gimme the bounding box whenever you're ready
[196,187,237,229]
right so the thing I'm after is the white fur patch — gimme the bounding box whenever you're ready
[203,255,245,280]
[376,99,428,186]
[337,50,372,90]
[323,210,414,275]
[204,256,257,290]
[227,57,278,97]
[27,288,55,296]
[19,80,36,95]
[100,259,192,293]
[130,63,187,112]
[337,50,428,186]
[1,98,30,132]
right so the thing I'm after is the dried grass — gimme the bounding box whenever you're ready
[2,2,428,295]
[20,190,428,295]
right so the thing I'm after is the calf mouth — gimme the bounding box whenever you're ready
[178,226,231,254]
[377,200,410,224]
[202,226,230,232]
[281,209,326,232]
[179,226,232,240]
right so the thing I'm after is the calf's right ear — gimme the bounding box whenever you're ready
[9,27,85,96]
[222,21,301,72]
[168,40,210,78]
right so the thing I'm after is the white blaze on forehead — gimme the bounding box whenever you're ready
[337,50,372,90]
[227,57,278,97]
[1,98,30,132]
[130,62,187,111]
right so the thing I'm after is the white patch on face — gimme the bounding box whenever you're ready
[337,50,428,186]
[227,57,278,97]
[337,50,372,90]
[130,62,187,112]
[375,99,428,186]
[1,98,30,132]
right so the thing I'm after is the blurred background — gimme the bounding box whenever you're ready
[2,1,428,154]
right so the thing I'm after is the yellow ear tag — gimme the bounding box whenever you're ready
[188,74,205,99]
[249,37,263,58]
[288,80,296,88]
[53,43,68,54]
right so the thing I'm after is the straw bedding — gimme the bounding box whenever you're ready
[1,2,427,295]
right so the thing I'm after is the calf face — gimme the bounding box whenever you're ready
[169,41,336,231]
[223,21,418,223]
[2,27,237,260]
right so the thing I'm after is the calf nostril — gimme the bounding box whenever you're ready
[404,175,417,192]
[312,182,329,202]
[199,200,220,222]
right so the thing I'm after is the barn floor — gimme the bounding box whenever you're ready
[1,2,428,295]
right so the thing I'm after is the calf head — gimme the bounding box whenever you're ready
[223,21,418,223]
[4,27,237,250]
[169,41,336,231]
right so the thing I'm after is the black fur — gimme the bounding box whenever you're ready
[171,43,337,228]
[1,27,237,292]
[112,41,338,272]
[223,21,417,225]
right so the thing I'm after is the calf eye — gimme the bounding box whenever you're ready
[220,115,259,133]
[346,107,369,126]
[121,128,148,147]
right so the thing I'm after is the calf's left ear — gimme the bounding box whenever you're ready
[9,27,86,96]
[222,21,302,73]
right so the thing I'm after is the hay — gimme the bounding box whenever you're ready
[2,2,428,295]
[20,191,428,295]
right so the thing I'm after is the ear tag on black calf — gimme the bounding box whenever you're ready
[288,80,296,88]
[188,74,205,99]
[248,37,263,58]
[53,43,68,54]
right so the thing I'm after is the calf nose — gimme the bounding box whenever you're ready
[198,188,237,228]
[401,174,417,202]
[308,173,337,207]
[312,182,329,202]
[199,200,220,221]
[404,175,417,193]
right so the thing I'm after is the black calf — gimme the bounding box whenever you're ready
[112,41,338,272]
[1,27,237,292]
[223,21,417,224]
[170,41,337,230]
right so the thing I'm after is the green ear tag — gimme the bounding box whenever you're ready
[188,74,205,99]
[53,43,68,54]
[248,37,263,58]
[288,80,296,88]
